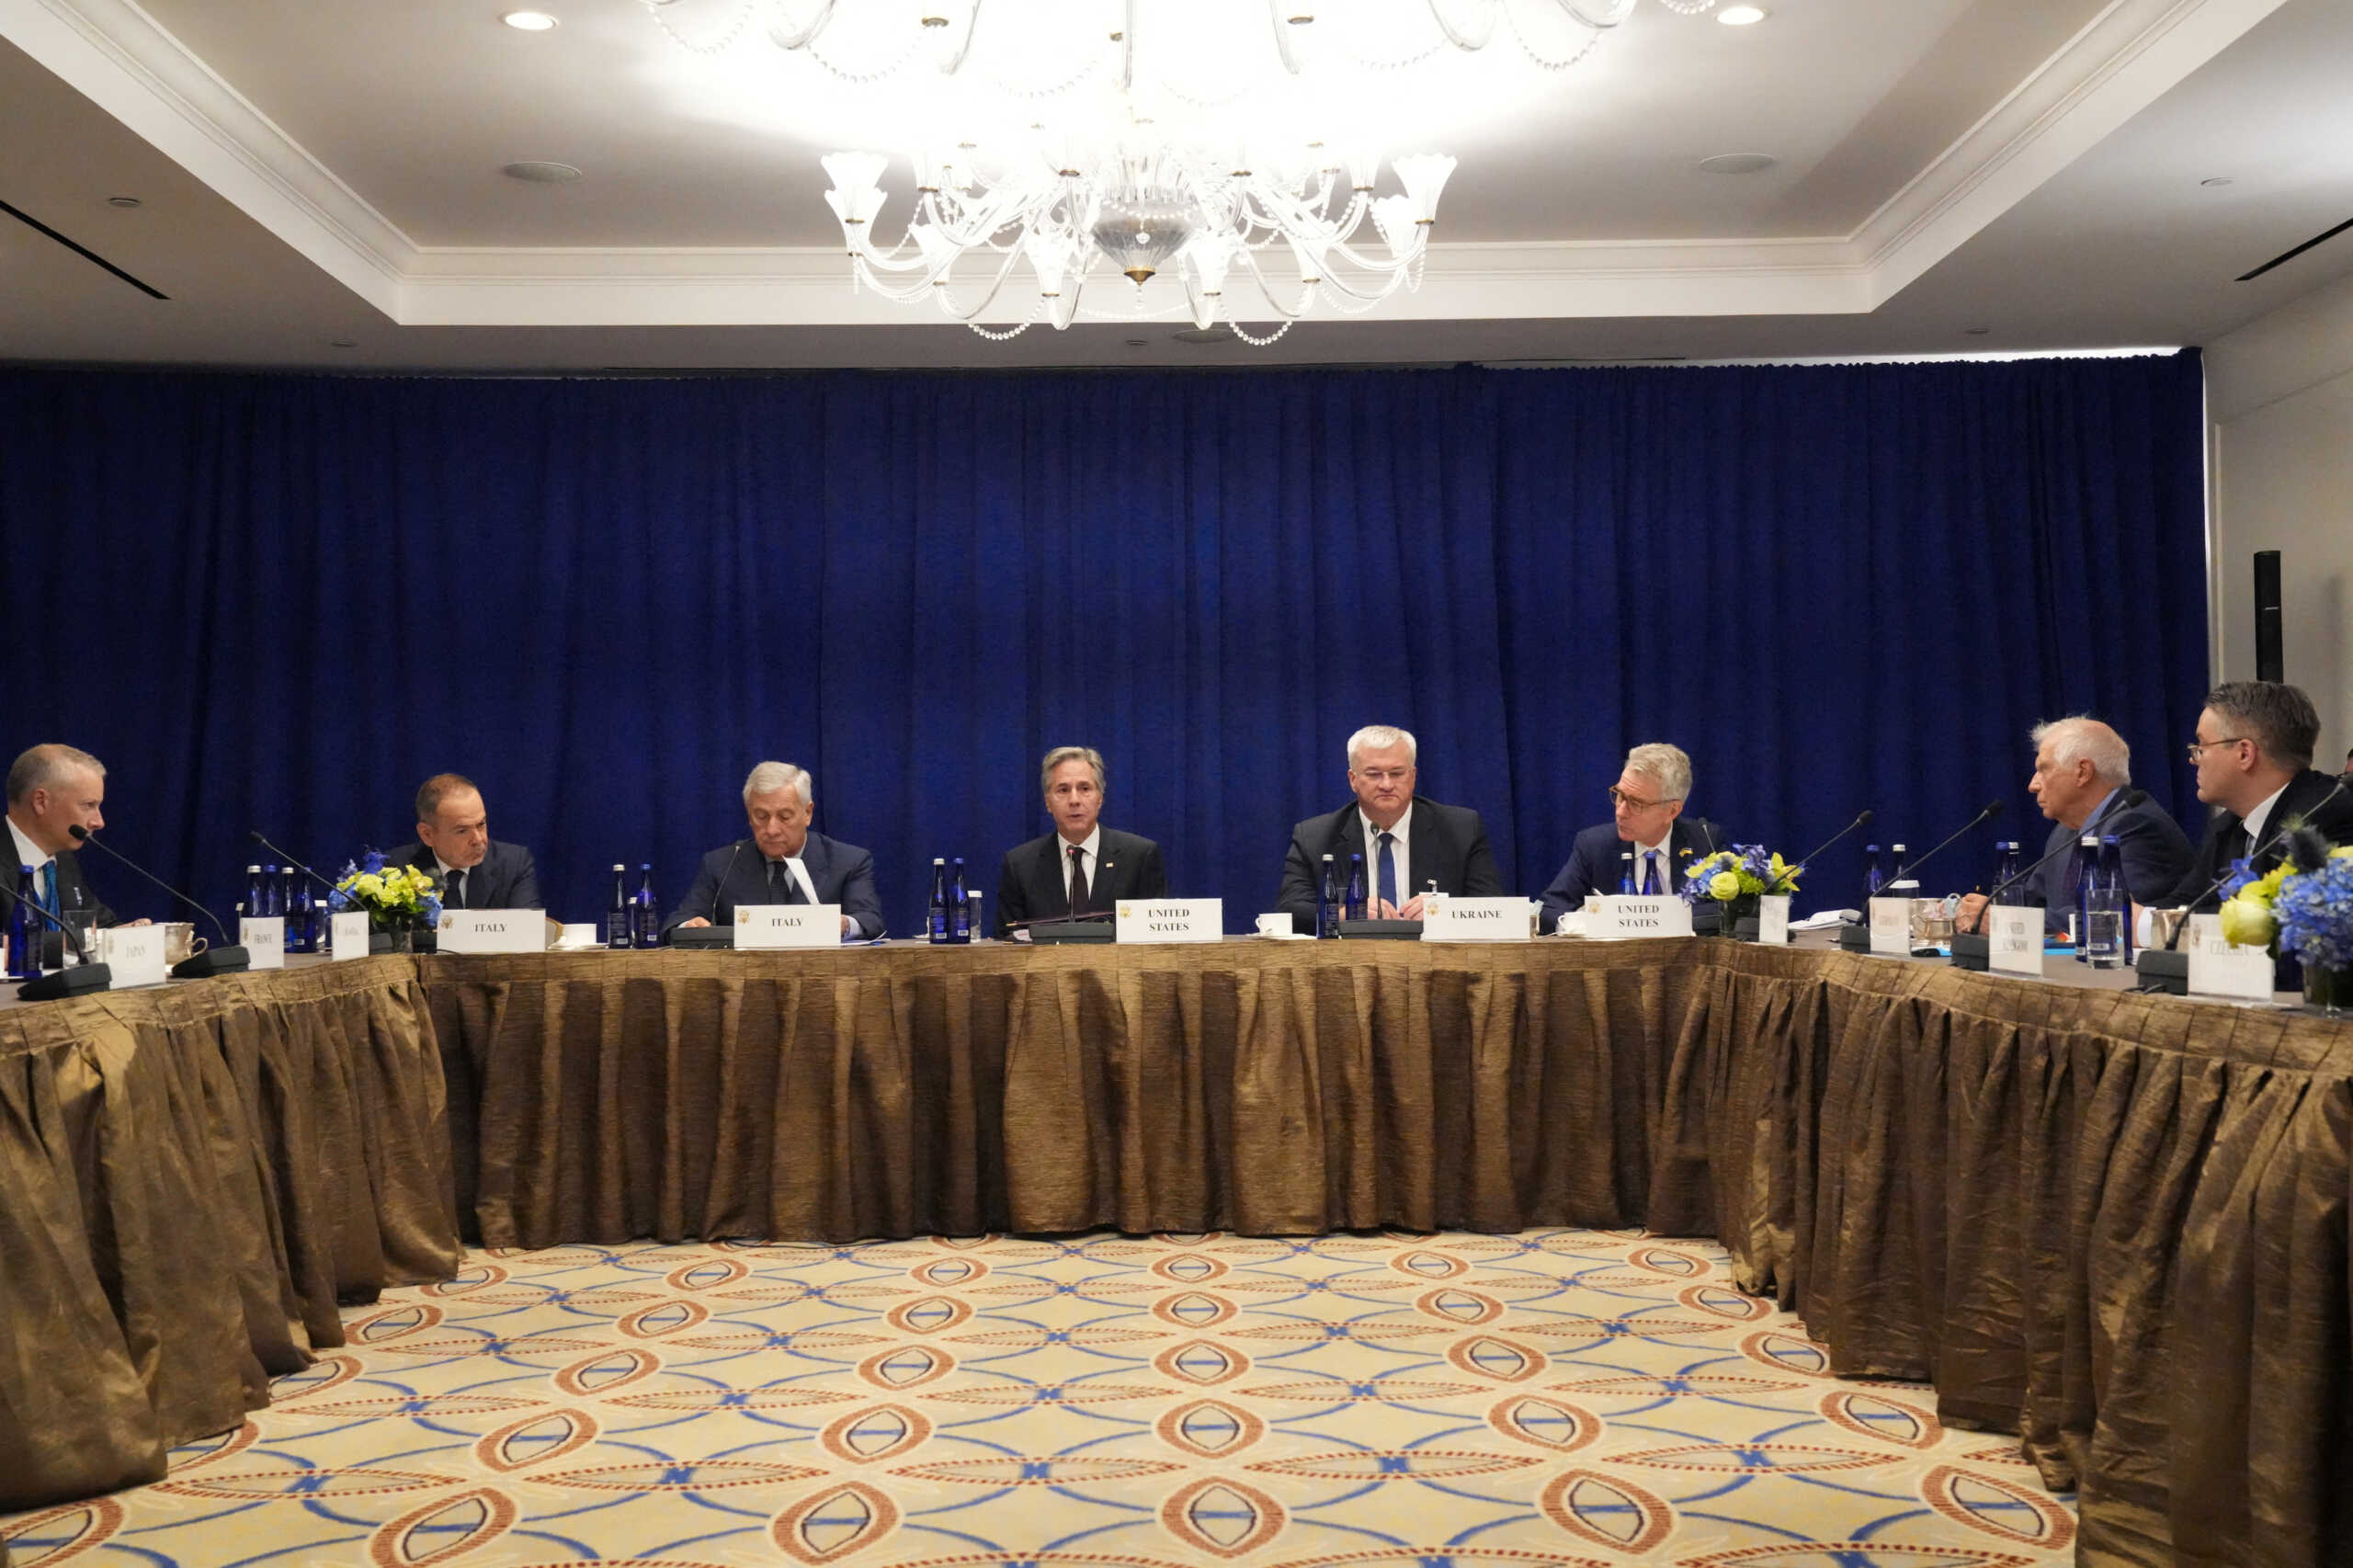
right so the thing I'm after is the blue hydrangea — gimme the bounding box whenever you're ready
[2275,859,2353,972]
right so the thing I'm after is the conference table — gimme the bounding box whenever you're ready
[4,931,2348,1568]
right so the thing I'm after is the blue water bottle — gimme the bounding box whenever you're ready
[6,866,35,979]
[1863,844,1886,901]
[288,871,313,953]
[1619,851,1635,895]
[949,858,971,944]
[1316,853,1338,938]
[927,858,949,944]
[1344,852,1368,922]
[633,864,660,948]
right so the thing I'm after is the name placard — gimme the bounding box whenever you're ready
[2187,914,2275,1001]
[1588,895,1694,942]
[330,911,371,960]
[1117,899,1224,943]
[438,910,551,954]
[1757,894,1790,946]
[1867,897,1912,957]
[241,915,286,969]
[1988,905,2044,976]
[736,903,844,949]
[97,926,167,988]
[1422,897,1539,941]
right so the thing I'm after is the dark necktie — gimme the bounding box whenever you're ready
[2232,821,2254,867]
[1067,845,1089,917]
[446,869,465,910]
[1377,831,1398,911]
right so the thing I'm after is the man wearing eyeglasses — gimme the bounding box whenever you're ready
[1536,743,1725,930]
[2167,680,2353,909]
[1276,724,1503,932]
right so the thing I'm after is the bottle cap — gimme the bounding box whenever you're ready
[612,863,625,871]
[640,862,652,869]
[246,864,261,873]
[1321,853,1333,861]
[933,857,946,864]
[1893,844,1907,852]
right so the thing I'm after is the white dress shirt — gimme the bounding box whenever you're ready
[1059,827,1104,904]
[1358,810,1412,906]
[7,816,52,885]
[2240,781,2291,856]
[765,854,818,905]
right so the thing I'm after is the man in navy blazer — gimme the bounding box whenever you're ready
[2167,681,2353,910]
[1537,743,1726,928]
[390,773,543,911]
[1958,718,2190,937]
[1277,724,1503,932]
[997,745,1167,937]
[666,761,884,939]
[5,743,134,965]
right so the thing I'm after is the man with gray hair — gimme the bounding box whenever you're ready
[996,745,1167,937]
[666,761,883,939]
[1277,724,1502,932]
[6,744,133,956]
[1957,716,2189,936]
[1537,742,1726,926]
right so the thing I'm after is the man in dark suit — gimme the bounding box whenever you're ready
[389,773,542,911]
[1957,717,2191,937]
[996,745,1167,937]
[5,743,135,964]
[2168,680,2353,909]
[1537,743,1725,928]
[1278,724,1504,932]
[666,761,884,939]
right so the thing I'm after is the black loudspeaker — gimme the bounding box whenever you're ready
[2254,550,2283,682]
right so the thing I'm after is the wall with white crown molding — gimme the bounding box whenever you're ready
[2205,268,2353,776]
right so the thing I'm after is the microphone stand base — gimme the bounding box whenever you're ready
[1836,922,1872,952]
[2134,949,2189,994]
[1949,933,1990,971]
[174,945,251,979]
[17,963,113,1001]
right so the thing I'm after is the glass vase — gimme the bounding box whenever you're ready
[2303,963,2351,1017]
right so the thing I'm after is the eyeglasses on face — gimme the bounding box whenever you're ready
[2185,736,2247,763]
[1608,786,1673,812]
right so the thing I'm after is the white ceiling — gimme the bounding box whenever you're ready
[1,0,2348,370]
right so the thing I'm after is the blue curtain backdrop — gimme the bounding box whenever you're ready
[0,355,2209,929]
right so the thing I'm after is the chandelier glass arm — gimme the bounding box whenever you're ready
[767,0,836,51]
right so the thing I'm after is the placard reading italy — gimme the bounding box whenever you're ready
[439,910,551,954]
[1116,900,1223,943]
[736,904,845,949]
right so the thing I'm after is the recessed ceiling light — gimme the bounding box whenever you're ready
[329,338,358,348]
[501,160,583,183]
[1697,153,1777,176]
[106,195,142,209]
[1173,326,1236,345]
[1124,337,1151,347]
[502,10,559,29]
[1963,327,1991,336]
[2200,176,2235,187]
[1718,5,1767,23]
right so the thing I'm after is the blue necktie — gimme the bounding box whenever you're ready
[1641,851,1661,896]
[1377,831,1398,912]
[41,860,59,916]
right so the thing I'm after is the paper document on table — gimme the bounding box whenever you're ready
[1790,910,1854,931]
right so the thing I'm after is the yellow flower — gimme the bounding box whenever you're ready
[2219,894,2276,949]
[1709,869,1742,902]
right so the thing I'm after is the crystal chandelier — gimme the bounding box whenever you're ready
[819,132,1455,341]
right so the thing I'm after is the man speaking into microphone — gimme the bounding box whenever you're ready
[5,744,146,961]
[996,746,1167,937]
[668,761,883,939]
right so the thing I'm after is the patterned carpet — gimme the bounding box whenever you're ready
[2,1229,2074,1568]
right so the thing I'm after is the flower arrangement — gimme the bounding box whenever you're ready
[2214,824,2353,1007]
[1678,844,1800,936]
[327,851,443,929]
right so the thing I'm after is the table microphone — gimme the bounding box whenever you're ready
[251,830,338,892]
[66,825,251,978]
[8,890,114,1001]
[1785,808,1872,896]
[1836,804,1998,950]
